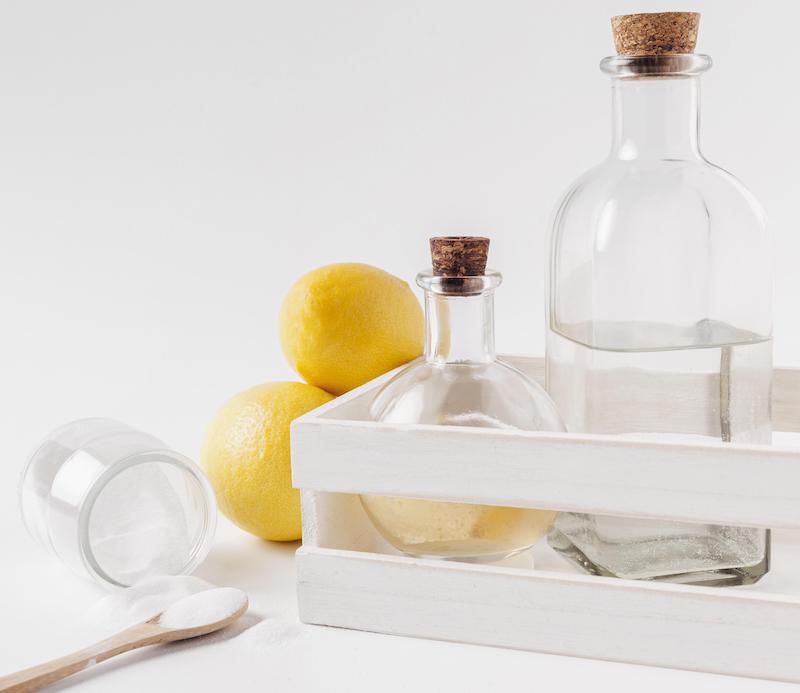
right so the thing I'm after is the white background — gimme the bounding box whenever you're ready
[2,0,798,691]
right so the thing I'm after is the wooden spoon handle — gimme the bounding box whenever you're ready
[0,623,164,693]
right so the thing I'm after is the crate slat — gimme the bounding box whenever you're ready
[292,357,800,529]
[297,546,800,683]
[293,418,800,528]
[303,355,800,433]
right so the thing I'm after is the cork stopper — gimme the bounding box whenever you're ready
[611,12,700,56]
[430,236,489,277]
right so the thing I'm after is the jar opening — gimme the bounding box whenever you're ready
[417,269,502,296]
[80,453,216,589]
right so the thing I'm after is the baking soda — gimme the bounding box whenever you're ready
[87,462,193,585]
[158,587,248,629]
[87,575,215,630]
[235,619,306,650]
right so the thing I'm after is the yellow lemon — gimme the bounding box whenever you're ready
[279,263,424,395]
[201,381,334,541]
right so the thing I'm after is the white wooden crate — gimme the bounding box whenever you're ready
[291,355,800,683]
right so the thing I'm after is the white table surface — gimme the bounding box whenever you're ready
[2,503,798,693]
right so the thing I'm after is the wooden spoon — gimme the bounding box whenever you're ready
[0,593,249,693]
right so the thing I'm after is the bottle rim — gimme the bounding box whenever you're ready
[417,269,502,296]
[600,53,712,78]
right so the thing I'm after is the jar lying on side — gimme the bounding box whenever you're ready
[19,418,217,589]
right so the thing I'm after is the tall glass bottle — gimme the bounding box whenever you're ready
[546,12,772,585]
[362,236,565,562]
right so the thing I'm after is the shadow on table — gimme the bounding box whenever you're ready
[194,537,300,592]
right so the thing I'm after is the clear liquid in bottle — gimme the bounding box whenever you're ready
[546,321,771,584]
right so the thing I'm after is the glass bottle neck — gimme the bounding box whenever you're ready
[424,290,496,364]
[611,76,701,161]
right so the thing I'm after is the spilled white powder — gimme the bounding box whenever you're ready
[235,619,306,650]
[158,587,248,629]
[87,575,215,630]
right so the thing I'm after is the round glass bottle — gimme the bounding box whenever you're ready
[361,236,565,562]
[545,13,772,585]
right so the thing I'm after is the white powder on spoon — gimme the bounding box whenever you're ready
[158,587,248,629]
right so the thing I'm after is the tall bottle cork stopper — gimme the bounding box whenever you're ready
[611,12,700,56]
[430,236,489,276]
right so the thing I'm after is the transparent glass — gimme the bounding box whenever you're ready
[545,54,772,585]
[19,418,217,589]
[362,270,565,562]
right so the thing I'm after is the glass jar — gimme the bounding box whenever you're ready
[361,236,565,562]
[545,18,772,585]
[19,418,217,589]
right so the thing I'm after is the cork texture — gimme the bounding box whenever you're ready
[430,236,489,276]
[611,12,699,56]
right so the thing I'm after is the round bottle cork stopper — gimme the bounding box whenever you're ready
[611,12,700,56]
[430,236,489,276]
